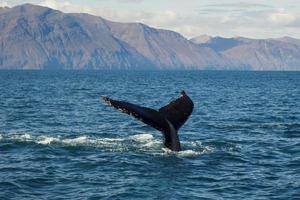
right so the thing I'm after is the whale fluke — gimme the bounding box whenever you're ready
[101,91,194,151]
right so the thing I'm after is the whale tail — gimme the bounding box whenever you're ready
[101,91,194,151]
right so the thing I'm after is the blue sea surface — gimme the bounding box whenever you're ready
[0,71,299,199]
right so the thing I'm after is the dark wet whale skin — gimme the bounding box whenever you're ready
[102,91,194,151]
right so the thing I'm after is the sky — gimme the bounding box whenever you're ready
[1,0,300,39]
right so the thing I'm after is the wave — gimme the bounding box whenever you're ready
[0,132,212,157]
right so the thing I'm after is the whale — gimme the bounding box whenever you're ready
[101,91,194,151]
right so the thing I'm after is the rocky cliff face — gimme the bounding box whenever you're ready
[105,22,227,69]
[1,4,299,70]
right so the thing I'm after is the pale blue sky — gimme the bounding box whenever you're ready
[1,0,300,39]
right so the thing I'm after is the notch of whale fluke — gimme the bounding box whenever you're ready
[101,91,194,151]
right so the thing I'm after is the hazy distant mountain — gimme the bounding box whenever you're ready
[190,36,300,70]
[190,36,244,52]
[0,4,299,70]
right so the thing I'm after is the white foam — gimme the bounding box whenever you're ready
[19,133,31,140]
[93,138,124,146]
[190,140,202,147]
[142,140,161,148]
[177,149,201,157]
[129,133,154,142]
[161,147,209,157]
[1,132,213,157]
[128,133,163,150]
[37,136,59,145]
[62,136,88,144]
[162,147,173,154]
[7,133,32,141]
[202,146,214,153]
[98,137,125,142]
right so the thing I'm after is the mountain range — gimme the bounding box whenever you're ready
[0,4,299,70]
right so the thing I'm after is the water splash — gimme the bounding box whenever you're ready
[0,132,210,156]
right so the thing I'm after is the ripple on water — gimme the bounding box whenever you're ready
[1,71,300,199]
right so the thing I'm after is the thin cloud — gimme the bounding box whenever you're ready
[268,11,297,26]
[203,2,272,9]
[39,0,95,14]
[198,2,273,14]
[117,0,144,3]
[8,0,299,39]
[0,1,11,7]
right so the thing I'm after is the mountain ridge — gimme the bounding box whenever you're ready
[1,4,299,70]
[190,36,300,71]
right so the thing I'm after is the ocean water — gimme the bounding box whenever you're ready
[0,71,299,199]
